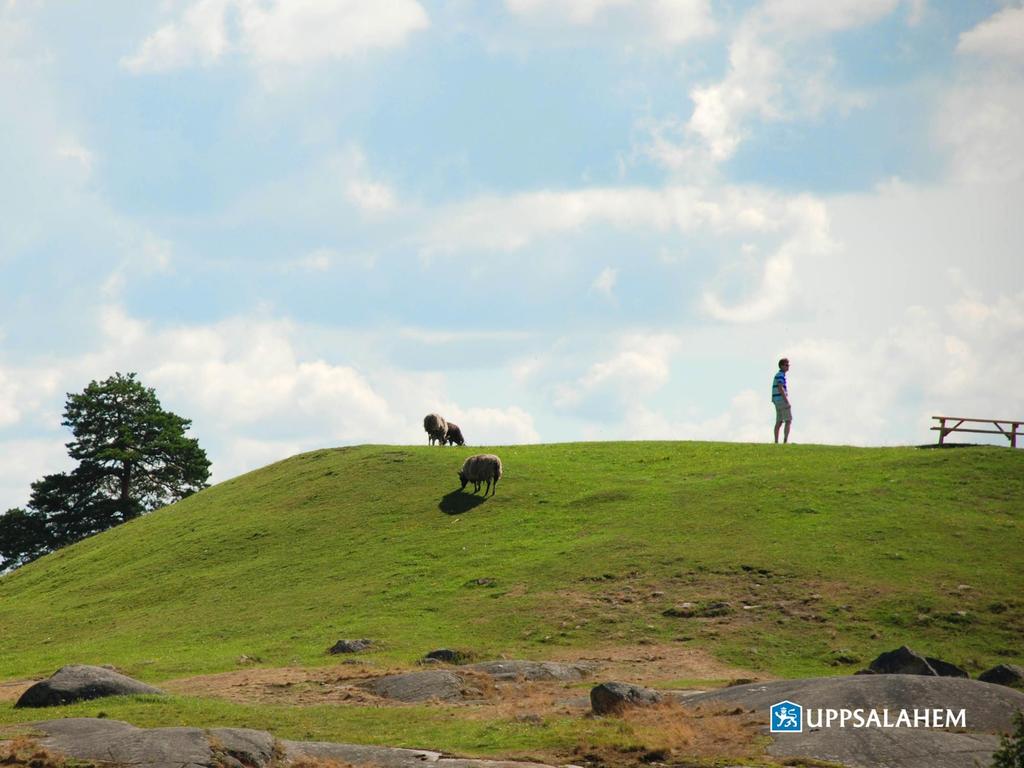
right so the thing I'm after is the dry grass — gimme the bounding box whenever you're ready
[0,736,90,768]
[622,701,766,759]
[564,700,769,766]
[285,758,357,768]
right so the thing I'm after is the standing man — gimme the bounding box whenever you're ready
[773,358,792,444]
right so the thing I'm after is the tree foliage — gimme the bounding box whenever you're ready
[0,508,50,570]
[0,372,210,570]
[993,710,1024,768]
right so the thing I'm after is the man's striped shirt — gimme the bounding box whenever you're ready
[772,370,788,403]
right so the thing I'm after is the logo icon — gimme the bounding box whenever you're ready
[770,700,803,733]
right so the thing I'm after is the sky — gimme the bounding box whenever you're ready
[1,0,1022,511]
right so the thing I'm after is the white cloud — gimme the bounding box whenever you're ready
[758,0,900,34]
[701,195,831,323]
[423,183,831,324]
[422,185,784,254]
[284,248,376,273]
[121,0,233,73]
[787,286,1024,446]
[554,333,680,410]
[398,328,531,345]
[646,0,905,168]
[686,29,783,162]
[345,179,397,214]
[56,138,95,175]
[932,6,1024,185]
[0,439,73,511]
[583,389,765,442]
[957,6,1024,63]
[505,0,716,45]
[439,405,540,445]
[242,0,429,65]
[938,76,1024,184]
[0,366,63,429]
[123,0,430,73]
[592,266,617,299]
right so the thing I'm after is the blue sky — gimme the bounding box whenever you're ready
[2,0,1023,511]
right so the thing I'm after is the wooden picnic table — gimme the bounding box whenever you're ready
[930,416,1022,448]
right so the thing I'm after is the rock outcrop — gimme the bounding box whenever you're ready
[363,670,477,702]
[686,675,1024,768]
[15,665,164,708]
[864,646,967,678]
[979,663,1024,688]
[590,681,663,715]
[462,660,596,681]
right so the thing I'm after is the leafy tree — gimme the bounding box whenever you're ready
[993,710,1024,768]
[0,508,50,570]
[0,372,210,570]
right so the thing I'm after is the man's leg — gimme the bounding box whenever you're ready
[774,420,782,443]
[783,419,791,444]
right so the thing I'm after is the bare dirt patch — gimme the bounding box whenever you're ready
[161,644,757,713]
[548,642,757,686]
[163,666,391,706]
[559,700,771,768]
[0,680,35,704]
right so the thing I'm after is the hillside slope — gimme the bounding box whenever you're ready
[1,442,1021,682]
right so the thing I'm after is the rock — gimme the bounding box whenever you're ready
[686,675,1024,768]
[284,739,557,768]
[424,649,471,664]
[25,718,275,768]
[979,664,1024,688]
[590,682,663,715]
[866,646,967,678]
[17,718,560,768]
[663,600,732,618]
[363,670,476,702]
[209,727,278,767]
[15,665,164,708]
[462,660,597,681]
[868,646,936,675]
[925,657,969,679]
[328,639,372,654]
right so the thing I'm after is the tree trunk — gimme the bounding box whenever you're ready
[120,462,134,520]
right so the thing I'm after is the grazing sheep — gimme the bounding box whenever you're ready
[423,413,448,446]
[458,454,502,496]
[445,423,465,446]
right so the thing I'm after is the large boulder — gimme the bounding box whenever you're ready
[15,665,164,708]
[590,682,663,715]
[15,719,562,768]
[22,718,275,768]
[328,639,373,654]
[866,646,967,677]
[363,670,477,703]
[283,738,557,768]
[424,649,472,664]
[979,664,1024,688]
[686,675,1024,768]
[462,660,597,681]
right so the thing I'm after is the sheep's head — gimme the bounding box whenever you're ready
[458,470,468,490]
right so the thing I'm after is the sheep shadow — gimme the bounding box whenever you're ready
[438,490,489,516]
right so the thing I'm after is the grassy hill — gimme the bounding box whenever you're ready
[1,441,1020,682]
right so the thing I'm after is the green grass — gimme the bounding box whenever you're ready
[1,441,1021,754]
